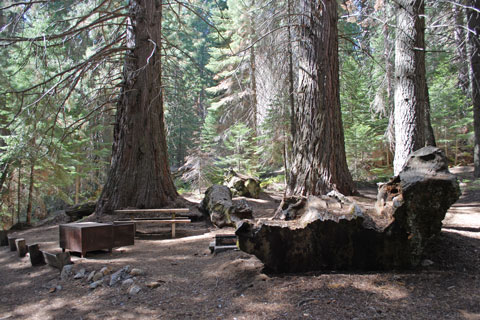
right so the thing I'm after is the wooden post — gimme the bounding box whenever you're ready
[28,244,45,266]
[172,212,176,238]
[0,230,8,246]
[26,162,34,225]
[8,236,17,251]
[15,238,27,257]
[43,251,71,269]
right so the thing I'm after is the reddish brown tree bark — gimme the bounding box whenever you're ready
[288,0,355,196]
[96,0,177,214]
[26,162,34,225]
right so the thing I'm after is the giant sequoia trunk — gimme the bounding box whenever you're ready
[96,0,177,215]
[467,0,480,177]
[288,0,355,196]
[393,0,432,175]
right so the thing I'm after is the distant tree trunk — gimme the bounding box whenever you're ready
[424,84,436,147]
[0,162,9,195]
[75,172,80,205]
[288,0,356,196]
[96,0,178,214]
[250,45,258,135]
[286,0,295,183]
[383,0,395,154]
[16,166,21,224]
[246,0,258,136]
[454,2,470,94]
[467,0,480,177]
[26,163,34,225]
[287,0,296,143]
[7,173,14,226]
[419,2,436,147]
[393,0,430,175]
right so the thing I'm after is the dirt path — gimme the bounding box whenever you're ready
[1,169,479,320]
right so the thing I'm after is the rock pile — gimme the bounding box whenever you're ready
[58,264,158,295]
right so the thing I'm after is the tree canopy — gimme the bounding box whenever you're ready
[0,0,477,227]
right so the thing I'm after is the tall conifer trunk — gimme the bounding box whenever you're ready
[250,45,258,135]
[455,3,470,93]
[26,162,34,225]
[288,0,355,196]
[393,0,432,175]
[96,0,177,214]
[383,0,395,154]
[467,0,480,177]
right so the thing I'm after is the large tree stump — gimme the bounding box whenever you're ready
[200,185,253,228]
[8,236,17,251]
[28,244,46,266]
[0,230,8,246]
[15,238,27,257]
[225,170,261,199]
[272,196,307,220]
[236,147,460,272]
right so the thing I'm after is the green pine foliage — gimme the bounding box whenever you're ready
[0,0,477,221]
[428,51,473,165]
[206,0,257,131]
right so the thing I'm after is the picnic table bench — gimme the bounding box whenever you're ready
[113,208,191,238]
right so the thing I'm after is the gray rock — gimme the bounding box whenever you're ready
[60,265,73,280]
[74,268,86,279]
[128,285,141,295]
[89,279,103,290]
[421,259,434,267]
[122,278,134,287]
[130,268,145,276]
[110,265,130,286]
[100,266,111,275]
[146,281,162,289]
[92,272,103,282]
[86,270,96,282]
[56,285,62,291]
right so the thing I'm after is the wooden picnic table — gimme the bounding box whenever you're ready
[113,208,190,238]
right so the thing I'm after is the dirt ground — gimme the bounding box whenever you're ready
[1,167,480,320]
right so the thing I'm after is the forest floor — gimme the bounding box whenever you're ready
[1,167,479,320]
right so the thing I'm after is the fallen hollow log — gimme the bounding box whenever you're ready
[200,185,253,228]
[65,202,96,221]
[236,147,461,272]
